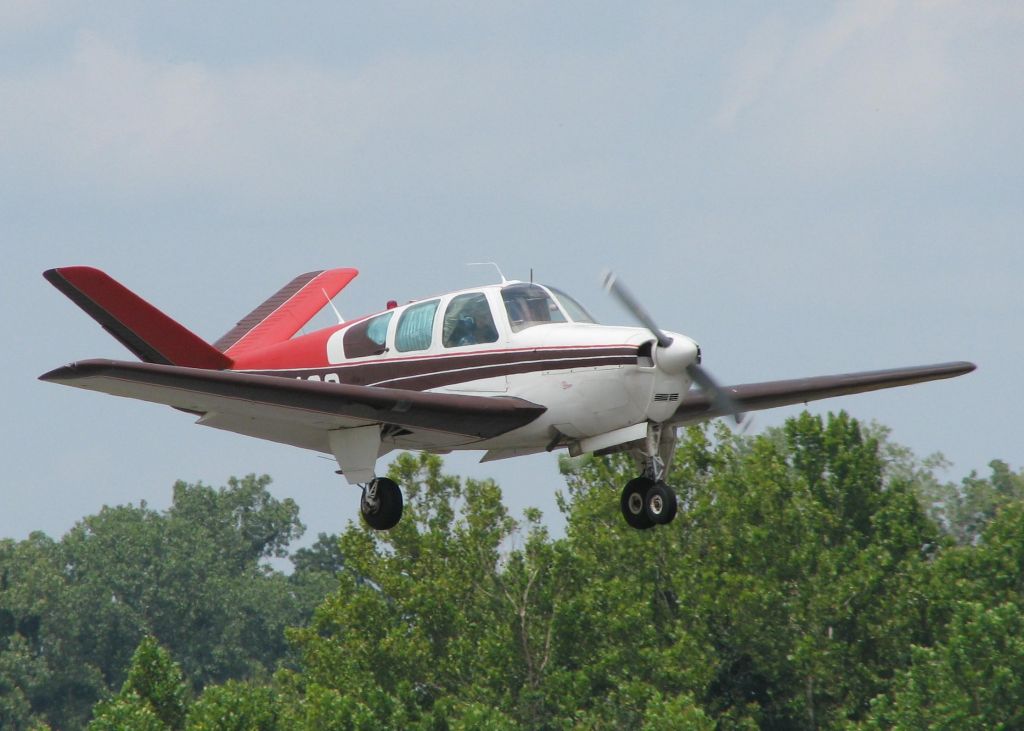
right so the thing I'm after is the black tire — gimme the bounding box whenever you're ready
[621,477,655,530]
[645,481,677,525]
[361,477,404,530]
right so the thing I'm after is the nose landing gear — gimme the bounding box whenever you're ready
[360,477,404,530]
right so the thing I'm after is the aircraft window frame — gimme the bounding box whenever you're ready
[342,311,394,359]
[442,292,499,348]
[501,283,568,333]
[547,286,598,324]
[395,299,440,352]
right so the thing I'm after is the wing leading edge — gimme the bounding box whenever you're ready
[669,361,976,424]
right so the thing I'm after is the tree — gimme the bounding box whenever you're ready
[0,532,101,730]
[864,602,1024,729]
[288,452,522,728]
[186,681,280,731]
[7,411,1020,729]
[932,460,1024,545]
[88,636,189,731]
[0,634,51,731]
[559,414,939,727]
[1,475,330,730]
[277,414,951,728]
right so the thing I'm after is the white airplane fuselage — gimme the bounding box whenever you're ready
[239,280,698,462]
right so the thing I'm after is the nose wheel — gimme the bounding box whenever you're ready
[360,477,404,530]
[620,477,677,529]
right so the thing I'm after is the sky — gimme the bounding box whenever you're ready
[2,1,1021,547]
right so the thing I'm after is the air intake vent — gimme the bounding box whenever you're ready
[654,393,679,402]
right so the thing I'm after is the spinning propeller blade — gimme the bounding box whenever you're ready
[685,362,744,425]
[602,271,673,348]
[602,270,745,425]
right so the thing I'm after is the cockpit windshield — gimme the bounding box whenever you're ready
[501,283,567,333]
[547,286,598,324]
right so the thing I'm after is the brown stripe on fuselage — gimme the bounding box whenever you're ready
[243,345,639,391]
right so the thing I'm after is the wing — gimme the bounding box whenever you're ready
[669,361,975,424]
[40,359,546,454]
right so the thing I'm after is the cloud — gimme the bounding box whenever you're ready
[0,32,377,199]
[713,0,1024,177]
[0,29,639,209]
[2,4,1019,214]
[0,0,54,34]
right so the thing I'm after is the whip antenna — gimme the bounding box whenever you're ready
[467,262,508,284]
[322,288,344,324]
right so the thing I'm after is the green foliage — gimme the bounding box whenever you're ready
[120,637,189,729]
[0,634,51,730]
[864,601,1024,729]
[0,475,331,730]
[929,460,1024,544]
[558,416,941,727]
[6,412,1024,729]
[87,696,166,731]
[186,681,280,731]
[281,415,944,727]
[288,452,521,728]
[89,636,188,731]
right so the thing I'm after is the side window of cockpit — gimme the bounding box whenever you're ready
[343,311,394,358]
[548,286,597,324]
[395,300,440,352]
[501,284,567,333]
[443,293,499,348]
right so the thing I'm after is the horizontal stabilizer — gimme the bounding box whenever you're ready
[44,267,233,370]
[215,268,358,358]
[670,361,976,424]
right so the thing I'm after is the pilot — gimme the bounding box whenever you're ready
[451,315,478,346]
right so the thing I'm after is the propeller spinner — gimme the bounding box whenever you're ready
[602,270,745,425]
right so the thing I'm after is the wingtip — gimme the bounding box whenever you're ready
[39,359,114,383]
[39,364,73,383]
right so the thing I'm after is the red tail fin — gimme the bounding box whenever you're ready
[214,268,358,358]
[44,266,233,370]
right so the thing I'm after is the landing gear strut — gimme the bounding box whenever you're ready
[360,477,404,530]
[619,422,679,530]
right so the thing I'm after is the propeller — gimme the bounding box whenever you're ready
[602,270,745,425]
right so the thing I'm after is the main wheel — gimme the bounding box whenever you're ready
[361,477,404,530]
[621,477,655,530]
[645,481,677,525]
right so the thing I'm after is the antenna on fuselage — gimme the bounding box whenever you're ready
[322,288,344,324]
[467,262,508,284]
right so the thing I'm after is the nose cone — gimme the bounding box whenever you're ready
[655,333,699,375]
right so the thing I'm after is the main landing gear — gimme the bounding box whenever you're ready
[619,422,679,530]
[359,477,404,530]
[620,477,677,529]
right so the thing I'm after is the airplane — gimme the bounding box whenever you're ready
[41,265,974,531]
